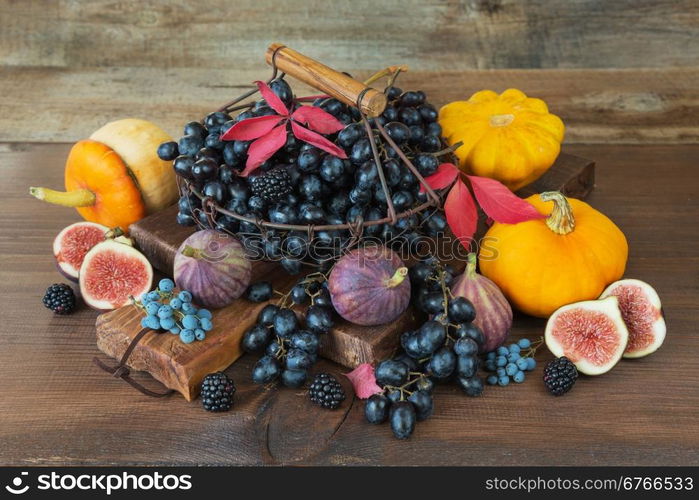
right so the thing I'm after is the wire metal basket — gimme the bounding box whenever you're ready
[178,44,455,269]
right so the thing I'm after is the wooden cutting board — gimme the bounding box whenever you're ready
[95,152,594,400]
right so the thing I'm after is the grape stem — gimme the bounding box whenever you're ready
[520,336,545,359]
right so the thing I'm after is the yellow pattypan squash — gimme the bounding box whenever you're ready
[439,89,565,191]
[478,191,628,318]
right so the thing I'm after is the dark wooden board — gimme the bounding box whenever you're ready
[2,143,698,465]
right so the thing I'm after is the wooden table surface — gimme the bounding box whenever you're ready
[1,139,697,466]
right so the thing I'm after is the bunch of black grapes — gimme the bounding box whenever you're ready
[241,274,334,387]
[365,257,486,439]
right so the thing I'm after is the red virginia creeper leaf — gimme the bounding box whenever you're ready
[444,178,478,250]
[255,80,289,116]
[291,121,347,159]
[468,175,545,224]
[291,105,345,134]
[344,363,382,399]
[241,124,288,176]
[220,114,284,141]
[420,162,459,193]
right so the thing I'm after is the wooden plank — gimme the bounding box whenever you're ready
[2,0,698,70]
[1,67,697,145]
[1,141,698,466]
[95,300,260,401]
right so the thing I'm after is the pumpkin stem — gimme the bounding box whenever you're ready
[465,253,478,278]
[29,187,96,207]
[181,245,203,259]
[540,191,575,235]
[385,267,408,288]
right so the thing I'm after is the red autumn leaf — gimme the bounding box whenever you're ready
[220,114,284,141]
[420,162,459,193]
[291,105,345,134]
[241,124,288,176]
[291,121,347,159]
[444,178,478,249]
[254,80,289,116]
[344,363,382,399]
[467,175,545,224]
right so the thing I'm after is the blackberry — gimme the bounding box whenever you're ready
[200,372,236,412]
[543,357,578,396]
[308,373,346,409]
[42,284,76,314]
[249,168,292,203]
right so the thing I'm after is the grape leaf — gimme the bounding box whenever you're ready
[344,363,382,399]
[444,178,478,249]
[468,175,545,224]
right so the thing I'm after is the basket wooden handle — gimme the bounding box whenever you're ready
[265,43,388,117]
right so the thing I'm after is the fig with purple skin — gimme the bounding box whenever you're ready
[450,253,512,352]
[545,296,629,375]
[328,245,411,326]
[174,230,251,309]
[79,240,153,311]
[599,279,666,358]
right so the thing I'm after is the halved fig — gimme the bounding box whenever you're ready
[600,279,666,358]
[545,296,628,375]
[79,240,153,310]
[53,222,109,281]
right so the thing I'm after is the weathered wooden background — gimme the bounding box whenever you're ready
[1,0,698,143]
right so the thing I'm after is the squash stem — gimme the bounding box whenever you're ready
[540,191,575,235]
[180,245,203,259]
[466,253,478,278]
[385,267,408,288]
[29,187,96,207]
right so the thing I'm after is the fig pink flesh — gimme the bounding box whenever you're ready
[83,248,150,306]
[607,284,660,353]
[550,309,622,366]
[56,225,105,272]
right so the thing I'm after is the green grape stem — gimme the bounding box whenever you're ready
[382,372,431,400]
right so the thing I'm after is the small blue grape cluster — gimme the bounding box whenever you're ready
[135,279,213,344]
[484,338,537,386]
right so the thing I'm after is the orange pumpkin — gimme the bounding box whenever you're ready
[439,89,565,191]
[478,191,628,318]
[30,119,177,231]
